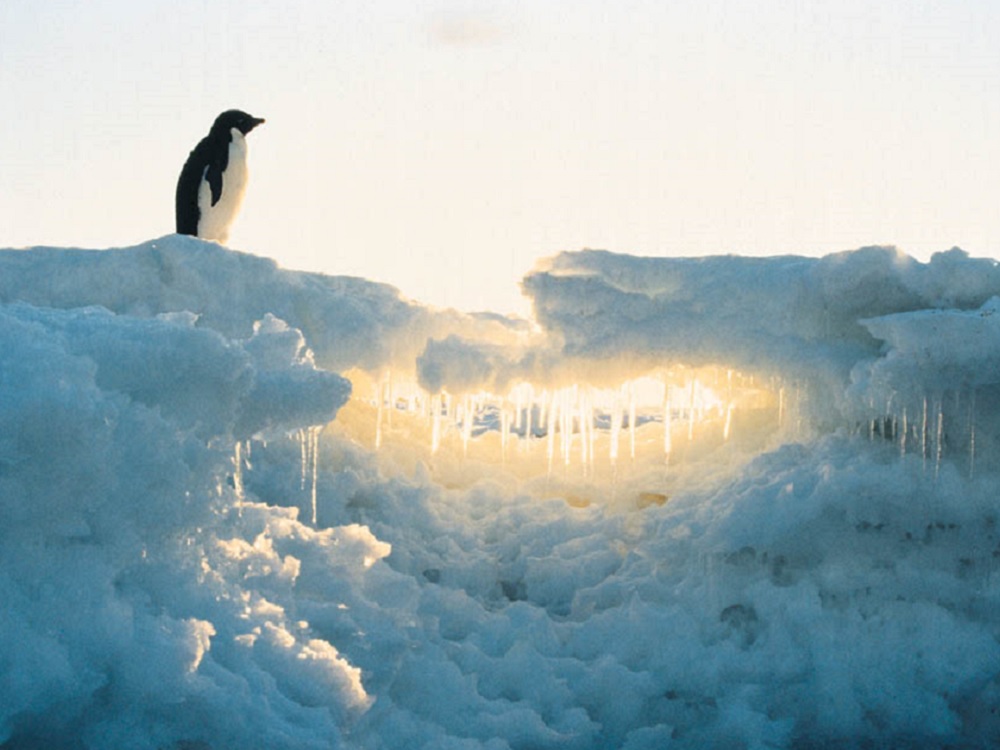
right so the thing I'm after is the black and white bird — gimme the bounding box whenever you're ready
[175,109,265,243]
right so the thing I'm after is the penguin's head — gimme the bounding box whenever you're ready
[211,109,266,137]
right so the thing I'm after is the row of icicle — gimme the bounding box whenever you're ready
[226,378,985,530]
[867,392,980,479]
[231,426,323,524]
[371,371,795,476]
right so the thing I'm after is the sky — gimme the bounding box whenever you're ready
[1,0,999,313]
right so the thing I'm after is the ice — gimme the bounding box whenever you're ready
[849,296,1000,473]
[232,440,246,513]
[0,300,359,749]
[1,237,1000,749]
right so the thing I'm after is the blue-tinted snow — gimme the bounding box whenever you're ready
[521,246,1000,387]
[1,236,999,750]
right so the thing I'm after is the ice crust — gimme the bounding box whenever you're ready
[1,236,999,749]
[0,235,524,375]
[524,246,1000,387]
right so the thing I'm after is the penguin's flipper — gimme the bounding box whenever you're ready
[205,160,225,207]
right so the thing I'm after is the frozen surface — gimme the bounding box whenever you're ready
[523,247,1000,393]
[1,236,999,749]
[0,235,525,374]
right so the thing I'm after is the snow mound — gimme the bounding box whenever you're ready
[0,235,526,374]
[523,246,1000,378]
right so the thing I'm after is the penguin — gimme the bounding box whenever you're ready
[175,109,265,243]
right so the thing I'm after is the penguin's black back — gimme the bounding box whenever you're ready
[175,132,231,236]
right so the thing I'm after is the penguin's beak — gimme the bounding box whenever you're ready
[248,117,265,132]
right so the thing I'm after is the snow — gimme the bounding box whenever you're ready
[1,234,999,749]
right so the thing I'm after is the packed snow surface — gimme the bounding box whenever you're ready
[1,235,999,749]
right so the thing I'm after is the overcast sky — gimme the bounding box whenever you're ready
[2,0,998,312]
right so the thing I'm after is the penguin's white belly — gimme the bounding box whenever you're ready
[197,129,249,243]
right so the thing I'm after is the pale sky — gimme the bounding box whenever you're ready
[2,1,999,313]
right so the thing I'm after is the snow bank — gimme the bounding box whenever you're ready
[1,237,999,749]
[418,246,1000,394]
[523,246,1000,376]
[0,301,365,749]
[0,235,525,374]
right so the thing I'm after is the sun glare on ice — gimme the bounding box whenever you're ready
[329,365,796,506]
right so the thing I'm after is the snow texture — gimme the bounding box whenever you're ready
[1,235,999,750]
[521,246,1000,389]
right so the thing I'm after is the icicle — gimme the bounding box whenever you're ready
[386,370,394,429]
[587,394,596,477]
[514,387,523,433]
[233,441,245,515]
[556,390,565,465]
[546,391,556,474]
[628,381,637,461]
[461,395,473,456]
[688,380,696,440]
[525,391,534,442]
[777,386,785,428]
[500,405,510,464]
[921,397,929,470]
[561,389,572,467]
[610,394,621,466]
[900,408,908,457]
[431,393,442,455]
[375,376,384,450]
[969,390,976,479]
[663,386,672,461]
[723,402,734,441]
[867,395,876,441]
[794,384,804,437]
[934,399,944,480]
[309,426,320,526]
[299,429,308,490]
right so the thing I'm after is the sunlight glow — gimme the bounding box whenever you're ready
[335,364,789,496]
